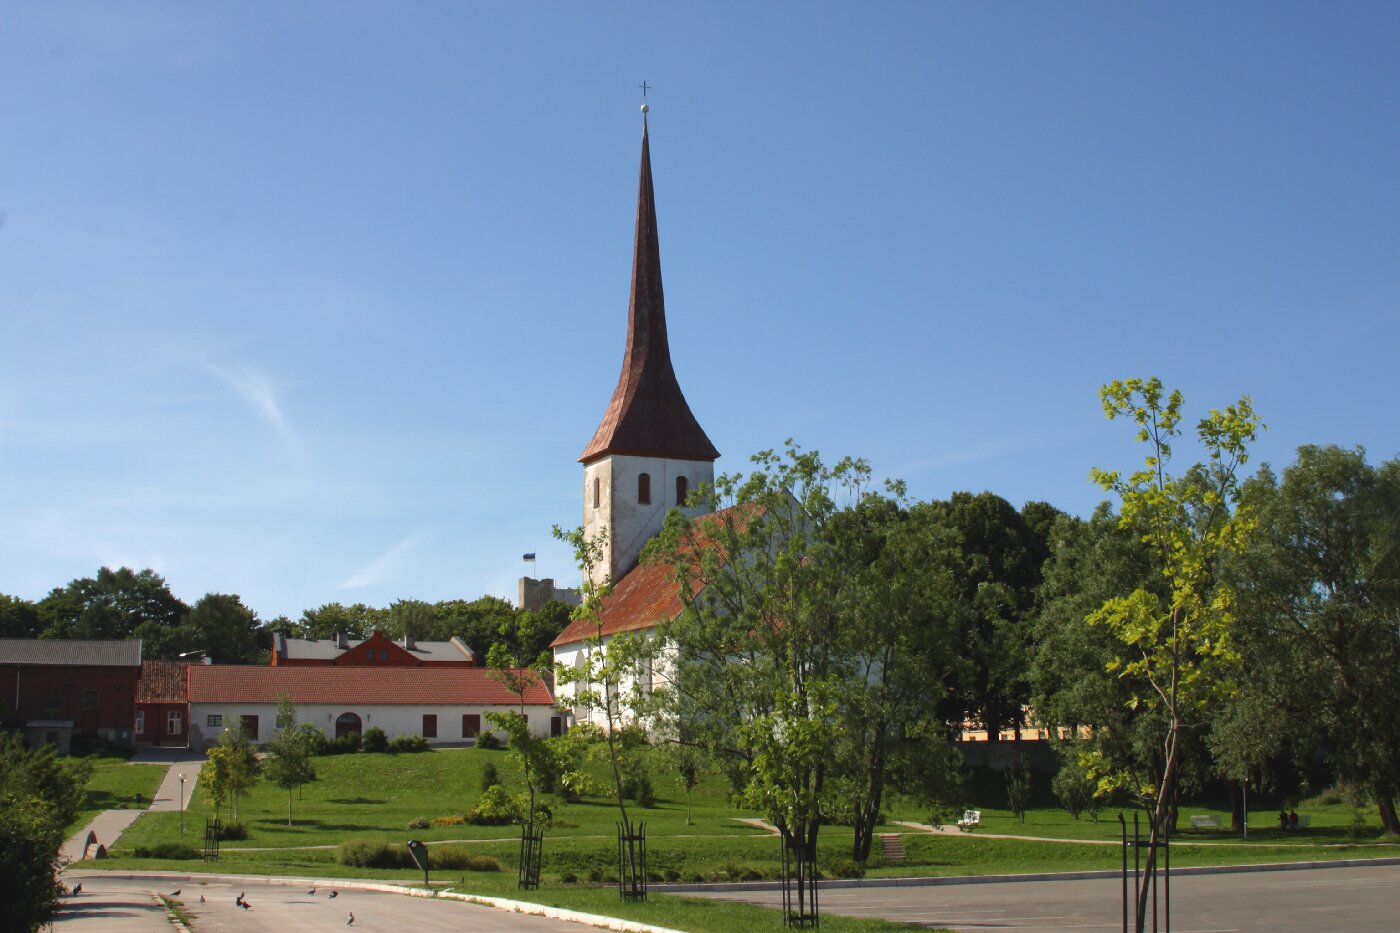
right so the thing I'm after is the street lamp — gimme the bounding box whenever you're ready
[179,773,186,834]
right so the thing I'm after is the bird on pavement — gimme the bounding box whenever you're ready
[71,883,82,896]
[328,890,339,898]
[200,895,205,904]
[347,912,355,926]
[239,899,251,910]
[170,888,181,896]
[308,886,316,895]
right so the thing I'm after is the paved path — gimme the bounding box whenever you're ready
[689,862,1400,933]
[60,748,204,865]
[55,872,674,933]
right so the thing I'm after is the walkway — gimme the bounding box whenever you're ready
[60,748,203,865]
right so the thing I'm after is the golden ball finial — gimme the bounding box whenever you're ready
[641,102,650,114]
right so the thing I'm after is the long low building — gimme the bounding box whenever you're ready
[186,664,558,749]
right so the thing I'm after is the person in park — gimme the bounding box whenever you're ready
[1289,809,1300,829]
[1279,808,1290,830]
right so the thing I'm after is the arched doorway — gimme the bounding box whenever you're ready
[335,712,361,739]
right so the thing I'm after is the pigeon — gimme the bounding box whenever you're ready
[236,891,245,905]
[200,895,206,904]
[71,883,82,896]
[347,912,355,926]
[170,888,181,896]
[239,899,251,910]
[308,886,317,895]
[328,890,339,899]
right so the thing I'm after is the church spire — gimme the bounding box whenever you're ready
[579,110,719,465]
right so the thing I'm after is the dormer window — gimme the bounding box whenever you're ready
[676,475,688,506]
[638,472,651,505]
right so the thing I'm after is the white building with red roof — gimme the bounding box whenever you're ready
[186,664,557,750]
[552,113,726,729]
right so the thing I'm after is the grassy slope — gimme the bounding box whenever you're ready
[65,752,168,834]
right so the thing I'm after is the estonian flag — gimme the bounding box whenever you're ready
[522,553,536,561]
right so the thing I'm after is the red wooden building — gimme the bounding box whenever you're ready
[135,659,192,747]
[0,639,142,753]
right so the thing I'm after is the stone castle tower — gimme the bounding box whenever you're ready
[579,116,719,586]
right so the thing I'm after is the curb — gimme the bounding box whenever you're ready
[61,870,684,933]
[653,855,1400,893]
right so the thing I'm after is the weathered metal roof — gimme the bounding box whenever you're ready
[0,638,143,668]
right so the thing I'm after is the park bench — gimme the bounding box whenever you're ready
[957,809,981,832]
[1189,814,1221,830]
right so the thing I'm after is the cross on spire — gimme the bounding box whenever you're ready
[638,80,651,100]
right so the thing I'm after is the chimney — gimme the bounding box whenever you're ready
[404,633,416,651]
[336,632,349,650]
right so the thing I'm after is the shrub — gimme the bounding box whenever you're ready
[430,814,465,826]
[621,770,655,807]
[481,762,500,791]
[466,785,518,825]
[475,731,503,750]
[337,839,409,869]
[132,843,198,860]
[429,849,502,872]
[559,871,578,884]
[327,731,361,755]
[823,859,865,880]
[389,734,430,754]
[361,727,388,753]
[217,822,249,841]
[407,817,430,830]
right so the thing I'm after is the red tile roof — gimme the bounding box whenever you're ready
[551,502,759,647]
[579,121,718,465]
[187,665,553,707]
[137,660,191,703]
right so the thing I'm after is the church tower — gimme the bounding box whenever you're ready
[580,112,719,586]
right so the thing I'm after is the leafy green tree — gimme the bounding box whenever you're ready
[0,594,40,639]
[0,734,91,932]
[295,602,381,640]
[182,593,267,664]
[666,741,707,825]
[824,493,963,861]
[37,567,188,653]
[1228,445,1400,833]
[649,443,869,876]
[552,525,667,845]
[202,725,260,821]
[484,643,556,826]
[1087,378,1261,930]
[436,596,517,660]
[263,695,319,825]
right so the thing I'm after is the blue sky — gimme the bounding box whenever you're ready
[3,2,1397,620]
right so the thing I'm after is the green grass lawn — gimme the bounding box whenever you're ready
[65,751,169,834]
[92,745,1400,932]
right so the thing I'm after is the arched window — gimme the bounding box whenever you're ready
[592,476,600,509]
[638,472,651,504]
[336,712,361,739]
[676,475,688,506]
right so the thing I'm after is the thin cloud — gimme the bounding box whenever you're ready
[202,361,295,443]
[337,534,422,590]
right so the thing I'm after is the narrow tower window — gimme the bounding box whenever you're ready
[638,472,651,504]
[593,476,600,509]
[676,475,688,506]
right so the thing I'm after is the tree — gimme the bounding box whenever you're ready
[1087,378,1260,931]
[551,524,667,846]
[666,741,707,825]
[1229,445,1400,833]
[0,734,92,932]
[437,596,517,661]
[37,567,188,653]
[824,494,962,862]
[181,593,267,665]
[295,602,381,640]
[263,695,319,825]
[0,594,40,639]
[202,725,260,821]
[484,643,555,826]
[649,443,867,880]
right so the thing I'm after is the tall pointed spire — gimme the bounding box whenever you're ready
[579,113,719,465]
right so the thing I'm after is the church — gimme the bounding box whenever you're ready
[550,111,727,730]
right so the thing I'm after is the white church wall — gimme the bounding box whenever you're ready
[551,631,678,732]
[583,454,714,585]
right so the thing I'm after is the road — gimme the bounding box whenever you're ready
[54,874,632,933]
[687,863,1400,932]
